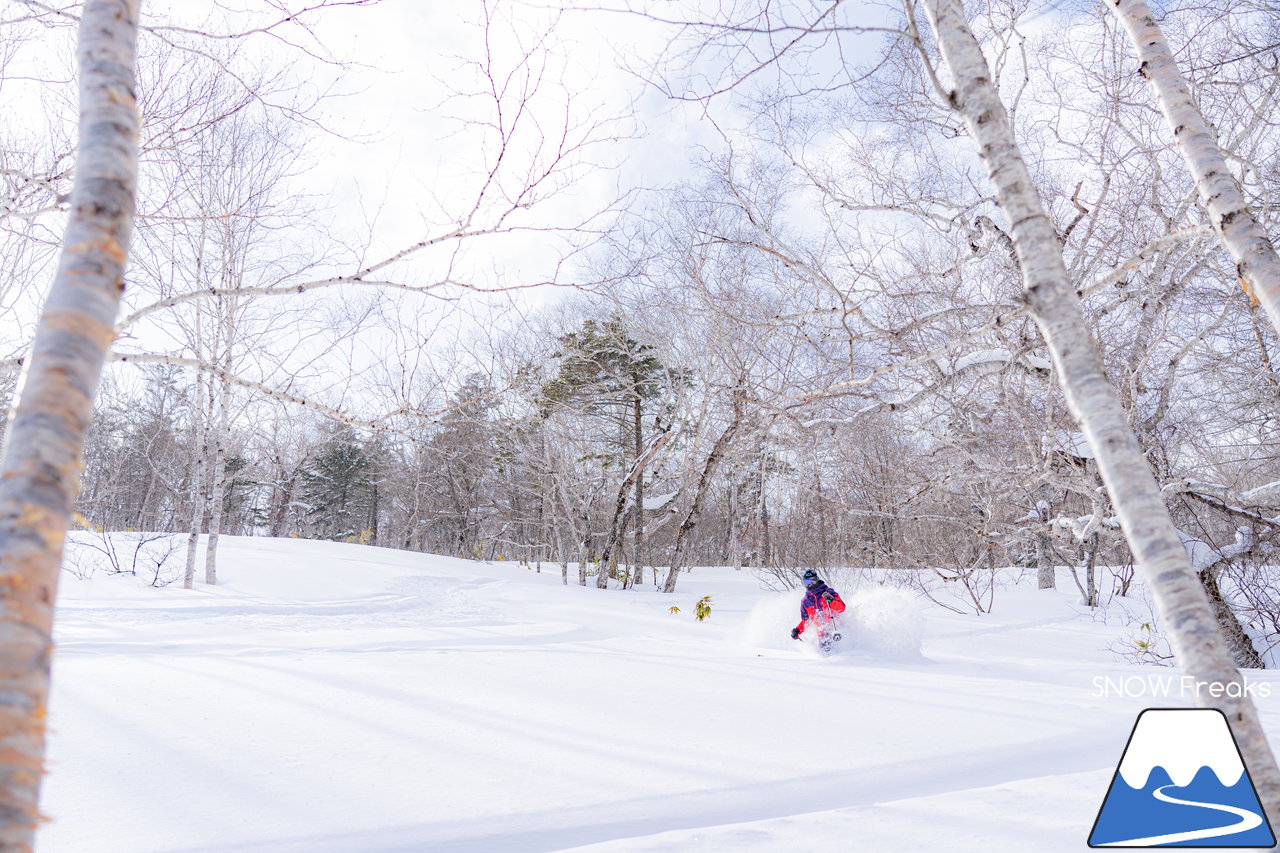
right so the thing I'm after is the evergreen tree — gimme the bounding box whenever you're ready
[542,317,679,587]
[542,317,669,423]
[300,426,375,541]
[425,373,498,557]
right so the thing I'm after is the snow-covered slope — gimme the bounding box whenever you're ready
[39,536,1280,852]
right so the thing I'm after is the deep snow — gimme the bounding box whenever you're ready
[38,535,1280,852]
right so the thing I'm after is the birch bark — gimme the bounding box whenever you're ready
[918,0,1280,817]
[662,413,742,594]
[203,371,230,585]
[595,430,673,589]
[203,271,238,585]
[182,364,207,590]
[183,290,207,590]
[0,1,141,846]
[1108,0,1280,337]
[1034,484,1055,590]
[181,188,216,590]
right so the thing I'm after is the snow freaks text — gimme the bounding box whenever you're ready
[1092,676,1273,700]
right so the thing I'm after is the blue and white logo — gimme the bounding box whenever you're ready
[1089,708,1276,847]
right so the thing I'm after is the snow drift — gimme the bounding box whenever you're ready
[846,585,925,661]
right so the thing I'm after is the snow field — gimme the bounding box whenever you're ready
[39,535,1280,852]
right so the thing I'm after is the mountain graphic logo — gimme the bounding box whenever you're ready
[1089,708,1276,848]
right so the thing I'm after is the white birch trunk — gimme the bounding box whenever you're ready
[0,2,141,846]
[595,430,674,589]
[182,372,207,590]
[203,272,237,586]
[1109,0,1280,337]
[182,189,214,590]
[183,300,207,590]
[203,374,230,585]
[920,0,1280,817]
[1035,484,1055,590]
[663,414,742,594]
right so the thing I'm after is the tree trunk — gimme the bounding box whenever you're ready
[815,466,829,569]
[664,416,741,593]
[203,457,224,585]
[920,0,1280,816]
[596,477,630,590]
[182,184,213,588]
[596,430,673,589]
[631,394,644,588]
[0,2,141,846]
[1085,531,1099,609]
[268,458,294,538]
[726,476,741,570]
[183,372,207,589]
[1035,485,1055,590]
[758,477,772,568]
[536,425,547,573]
[203,374,230,585]
[183,377,207,590]
[553,521,569,586]
[1199,566,1265,670]
[1034,527,1054,591]
[134,466,155,530]
[1109,0,1280,336]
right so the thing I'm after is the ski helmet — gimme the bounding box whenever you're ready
[802,569,820,587]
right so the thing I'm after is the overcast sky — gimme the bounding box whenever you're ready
[292,1,724,300]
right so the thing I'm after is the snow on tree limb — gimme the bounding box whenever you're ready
[1179,527,1255,574]
[1168,478,1280,515]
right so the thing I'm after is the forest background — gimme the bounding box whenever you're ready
[4,0,1280,668]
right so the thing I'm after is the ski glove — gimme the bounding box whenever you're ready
[790,627,801,640]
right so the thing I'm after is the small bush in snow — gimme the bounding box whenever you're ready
[694,596,712,621]
[65,530,183,586]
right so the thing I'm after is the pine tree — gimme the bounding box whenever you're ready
[542,317,678,587]
[300,427,374,541]
[425,373,499,557]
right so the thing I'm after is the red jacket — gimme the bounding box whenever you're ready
[794,581,845,635]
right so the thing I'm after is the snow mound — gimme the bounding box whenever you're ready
[733,592,803,651]
[846,586,924,660]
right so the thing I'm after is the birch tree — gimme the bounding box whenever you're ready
[0,1,141,846]
[1108,0,1280,337]
[661,396,744,592]
[914,0,1280,814]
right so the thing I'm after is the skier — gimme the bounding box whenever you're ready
[790,569,846,651]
